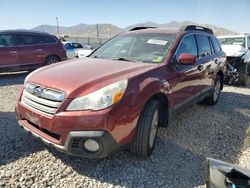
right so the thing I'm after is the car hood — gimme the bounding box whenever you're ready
[27,58,156,98]
[221,44,247,57]
[75,49,92,57]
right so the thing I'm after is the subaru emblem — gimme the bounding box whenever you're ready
[33,86,43,97]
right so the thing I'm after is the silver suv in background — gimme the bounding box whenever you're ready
[218,34,250,85]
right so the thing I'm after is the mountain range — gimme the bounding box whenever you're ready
[32,21,236,38]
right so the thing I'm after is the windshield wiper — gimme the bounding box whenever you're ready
[112,57,135,62]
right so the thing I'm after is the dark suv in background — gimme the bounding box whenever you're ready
[0,30,67,72]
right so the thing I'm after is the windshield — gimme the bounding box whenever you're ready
[218,37,246,48]
[90,33,176,63]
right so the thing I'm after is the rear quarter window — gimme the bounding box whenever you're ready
[211,37,221,52]
[41,35,57,44]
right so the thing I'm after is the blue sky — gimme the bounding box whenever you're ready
[0,0,249,33]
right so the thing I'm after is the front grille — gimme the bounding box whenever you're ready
[21,83,65,116]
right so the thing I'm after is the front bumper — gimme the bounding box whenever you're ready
[17,118,122,158]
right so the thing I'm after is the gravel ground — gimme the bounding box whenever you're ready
[0,72,250,188]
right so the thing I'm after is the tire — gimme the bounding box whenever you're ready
[45,56,60,65]
[203,75,222,105]
[130,99,159,156]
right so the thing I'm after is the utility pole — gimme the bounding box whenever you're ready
[56,17,60,35]
[96,24,99,38]
[109,24,111,38]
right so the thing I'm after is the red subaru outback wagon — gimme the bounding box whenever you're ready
[0,30,67,72]
[16,25,226,158]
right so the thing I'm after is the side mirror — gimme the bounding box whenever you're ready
[178,53,196,65]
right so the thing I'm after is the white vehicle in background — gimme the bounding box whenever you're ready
[62,42,92,59]
[218,34,250,85]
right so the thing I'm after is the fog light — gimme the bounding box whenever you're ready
[84,139,100,152]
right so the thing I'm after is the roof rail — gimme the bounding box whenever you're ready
[0,29,50,35]
[129,26,157,31]
[179,25,213,34]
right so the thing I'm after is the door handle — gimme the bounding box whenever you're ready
[197,64,204,71]
[214,58,219,64]
[10,51,17,54]
[35,49,42,52]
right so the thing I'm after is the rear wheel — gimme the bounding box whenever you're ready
[130,99,159,156]
[45,56,60,65]
[204,75,222,105]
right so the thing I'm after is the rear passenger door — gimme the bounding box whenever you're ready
[15,34,45,65]
[194,34,215,93]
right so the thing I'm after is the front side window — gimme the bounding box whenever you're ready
[196,34,212,58]
[0,34,14,47]
[175,34,198,60]
[90,33,176,63]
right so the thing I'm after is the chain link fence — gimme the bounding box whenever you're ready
[66,37,109,48]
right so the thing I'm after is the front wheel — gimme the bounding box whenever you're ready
[130,99,159,157]
[203,75,222,105]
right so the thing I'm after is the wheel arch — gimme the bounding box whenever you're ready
[143,92,169,128]
[217,70,224,90]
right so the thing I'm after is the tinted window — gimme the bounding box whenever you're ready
[72,43,83,49]
[15,34,56,46]
[175,34,198,59]
[41,35,57,44]
[248,37,250,49]
[0,34,14,47]
[211,37,221,52]
[196,35,212,57]
[16,34,40,45]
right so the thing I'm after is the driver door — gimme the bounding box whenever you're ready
[170,34,204,112]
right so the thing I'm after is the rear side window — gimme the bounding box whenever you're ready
[175,34,198,59]
[195,34,212,58]
[16,34,40,45]
[72,43,83,49]
[15,34,57,46]
[41,35,57,44]
[0,34,14,47]
[211,37,221,52]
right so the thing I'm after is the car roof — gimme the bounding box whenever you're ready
[62,41,81,44]
[125,25,214,36]
[0,29,52,36]
[127,28,180,35]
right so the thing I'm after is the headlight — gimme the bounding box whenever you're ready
[66,79,128,111]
